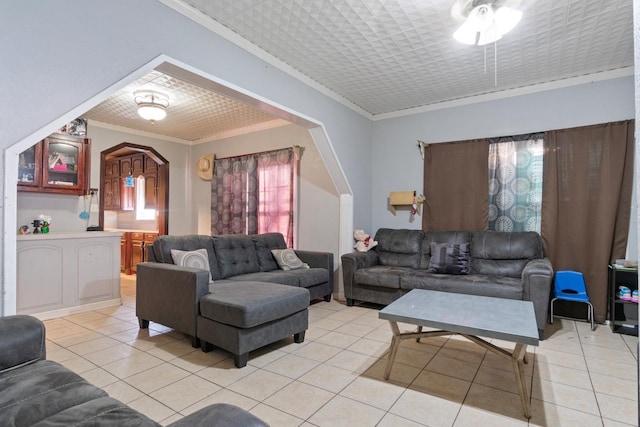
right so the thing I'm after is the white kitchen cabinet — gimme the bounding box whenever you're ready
[17,231,122,319]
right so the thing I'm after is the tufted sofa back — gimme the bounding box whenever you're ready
[150,235,221,280]
[148,232,293,280]
[374,228,423,268]
[470,231,544,278]
[372,228,545,278]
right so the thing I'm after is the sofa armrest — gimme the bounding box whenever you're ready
[341,251,380,301]
[0,315,46,372]
[521,257,554,336]
[341,251,379,271]
[295,250,335,294]
[167,403,268,427]
[295,250,333,271]
[136,262,211,339]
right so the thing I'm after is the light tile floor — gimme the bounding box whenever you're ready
[44,275,639,426]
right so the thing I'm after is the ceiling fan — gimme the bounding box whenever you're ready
[451,0,523,46]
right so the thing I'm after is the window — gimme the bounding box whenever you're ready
[135,175,155,220]
[211,147,297,246]
[488,134,544,232]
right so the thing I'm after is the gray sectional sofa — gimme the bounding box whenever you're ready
[0,315,268,427]
[136,232,333,350]
[341,229,553,338]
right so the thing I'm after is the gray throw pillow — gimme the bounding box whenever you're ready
[428,242,470,275]
[171,248,213,283]
[271,248,309,271]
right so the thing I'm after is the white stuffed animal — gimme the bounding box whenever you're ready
[354,229,378,252]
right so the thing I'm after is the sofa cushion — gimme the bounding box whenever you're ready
[252,233,287,271]
[400,271,523,300]
[271,249,309,271]
[171,249,213,283]
[374,228,423,268]
[420,231,473,269]
[471,231,543,278]
[284,268,330,289]
[428,242,470,274]
[31,396,160,426]
[0,360,109,427]
[228,271,300,287]
[201,281,309,328]
[152,235,220,281]
[213,235,260,279]
[354,265,412,289]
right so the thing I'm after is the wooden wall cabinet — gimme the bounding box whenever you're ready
[104,179,121,211]
[143,173,158,209]
[18,134,91,195]
[102,153,158,211]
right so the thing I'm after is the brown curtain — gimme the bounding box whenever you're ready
[423,139,489,231]
[541,120,634,323]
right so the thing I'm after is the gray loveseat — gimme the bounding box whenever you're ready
[341,229,553,338]
[136,232,334,348]
[0,315,268,427]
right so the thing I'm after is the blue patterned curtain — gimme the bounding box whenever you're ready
[488,134,544,232]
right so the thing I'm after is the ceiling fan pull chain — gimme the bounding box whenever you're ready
[494,41,498,87]
[484,44,487,74]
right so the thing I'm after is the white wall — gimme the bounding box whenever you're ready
[190,124,340,255]
[1,1,637,315]
[1,1,373,315]
[371,76,637,258]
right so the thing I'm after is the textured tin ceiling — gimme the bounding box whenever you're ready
[178,0,633,115]
[83,70,285,142]
[85,0,633,141]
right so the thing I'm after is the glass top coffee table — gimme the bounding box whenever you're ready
[379,289,539,418]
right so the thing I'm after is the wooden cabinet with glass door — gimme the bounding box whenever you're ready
[18,134,90,195]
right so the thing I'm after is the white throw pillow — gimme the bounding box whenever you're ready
[271,248,309,271]
[170,248,213,283]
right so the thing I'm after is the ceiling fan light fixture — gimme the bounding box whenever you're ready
[134,90,169,122]
[494,6,522,36]
[453,3,522,46]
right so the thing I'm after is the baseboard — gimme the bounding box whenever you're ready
[28,298,123,321]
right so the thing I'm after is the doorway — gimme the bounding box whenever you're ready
[99,142,169,235]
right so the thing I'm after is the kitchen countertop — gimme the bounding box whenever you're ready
[104,228,159,234]
[17,231,123,241]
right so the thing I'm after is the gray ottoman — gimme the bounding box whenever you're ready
[198,281,309,367]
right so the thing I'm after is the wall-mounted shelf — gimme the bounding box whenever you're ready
[389,191,423,215]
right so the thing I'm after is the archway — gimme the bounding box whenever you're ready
[3,55,353,316]
[99,142,170,235]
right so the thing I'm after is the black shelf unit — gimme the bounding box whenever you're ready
[608,265,638,336]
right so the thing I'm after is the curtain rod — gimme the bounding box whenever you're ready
[215,145,301,160]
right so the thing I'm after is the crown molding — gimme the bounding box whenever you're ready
[88,118,293,145]
[373,67,634,121]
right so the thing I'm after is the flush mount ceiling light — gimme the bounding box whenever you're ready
[133,90,169,123]
[452,0,522,46]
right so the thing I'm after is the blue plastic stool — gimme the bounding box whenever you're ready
[550,270,595,330]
